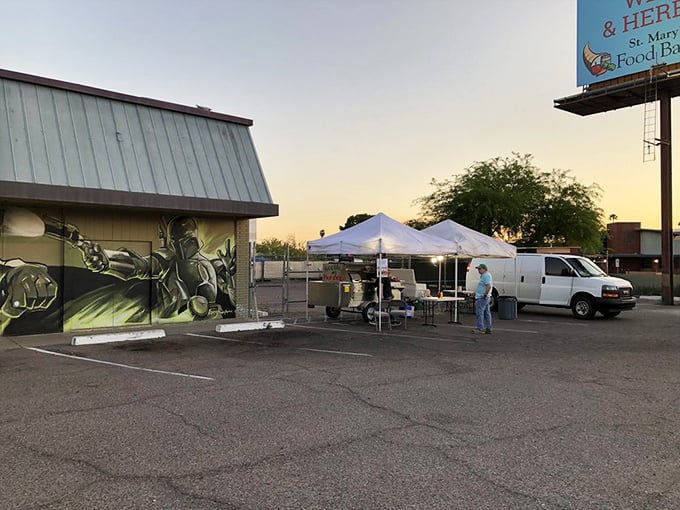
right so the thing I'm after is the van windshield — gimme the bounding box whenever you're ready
[566,257,607,277]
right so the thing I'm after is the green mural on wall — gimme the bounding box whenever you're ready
[1,208,59,333]
[0,207,237,335]
[0,258,58,333]
[70,215,237,322]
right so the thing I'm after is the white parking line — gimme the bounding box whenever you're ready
[186,332,268,346]
[186,332,373,357]
[25,347,214,381]
[296,348,372,357]
[289,323,489,342]
[519,319,588,326]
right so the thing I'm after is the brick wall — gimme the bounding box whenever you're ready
[608,222,641,254]
[235,219,251,319]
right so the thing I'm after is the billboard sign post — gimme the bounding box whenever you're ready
[559,2,679,306]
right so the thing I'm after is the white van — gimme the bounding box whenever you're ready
[465,254,636,320]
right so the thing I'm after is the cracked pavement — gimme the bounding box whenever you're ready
[1,297,679,509]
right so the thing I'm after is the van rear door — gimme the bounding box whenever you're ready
[540,256,574,305]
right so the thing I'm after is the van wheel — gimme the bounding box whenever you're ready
[601,310,620,318]
[571,295,596,320]
[325,306,342,319]
[362,302,377,322]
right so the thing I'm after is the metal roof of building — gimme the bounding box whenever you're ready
[0,69,277,218]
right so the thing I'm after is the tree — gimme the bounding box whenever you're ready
[531,169,604,254]
[256,236,307,258]
[339,213,374,231]
[404,218,430,230]
[413,154,605,254]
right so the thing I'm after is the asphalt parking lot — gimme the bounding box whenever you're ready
[1,296,679,509]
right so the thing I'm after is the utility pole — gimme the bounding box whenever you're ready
[659,89,674,305]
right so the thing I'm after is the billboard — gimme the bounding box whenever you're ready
[577,0,680,86]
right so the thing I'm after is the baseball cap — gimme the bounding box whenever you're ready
[475,263,488,270]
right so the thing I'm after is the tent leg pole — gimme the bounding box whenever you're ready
[454,258,459,323]
[305,251,309,322]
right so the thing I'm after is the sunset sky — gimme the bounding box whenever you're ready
[3,0,679,243]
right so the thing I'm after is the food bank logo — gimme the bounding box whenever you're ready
[582,42,616,77]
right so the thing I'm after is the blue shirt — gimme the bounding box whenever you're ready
[475,272,493,299]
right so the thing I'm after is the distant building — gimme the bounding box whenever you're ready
[606,222,680,274]
[517,247,582,255]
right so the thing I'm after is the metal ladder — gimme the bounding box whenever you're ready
[642,71,658,162]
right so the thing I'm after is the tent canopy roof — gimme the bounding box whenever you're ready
[422,219,516,258]
[307,212,458,256]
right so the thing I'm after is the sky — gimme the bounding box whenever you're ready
[3,0,679,244]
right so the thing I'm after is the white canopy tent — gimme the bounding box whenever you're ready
[422,219,517,322]
[306,213,459,329]
[307,213,459,256]
[422,219,516,258]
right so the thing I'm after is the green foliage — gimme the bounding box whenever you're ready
[256,236,307,258]
[533,169,605,255]
[405,218,429,230]
[256,237,286,255]
[339,213,374,231]
[413,154,605,254]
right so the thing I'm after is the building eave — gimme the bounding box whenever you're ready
[0,181,278,218]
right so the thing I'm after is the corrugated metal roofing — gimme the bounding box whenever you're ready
[0,69,277,217]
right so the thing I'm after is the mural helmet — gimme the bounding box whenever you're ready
[168,216,202,259]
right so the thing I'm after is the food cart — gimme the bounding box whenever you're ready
[308,262,397,321]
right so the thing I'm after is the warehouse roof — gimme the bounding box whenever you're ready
[0,68,277,218]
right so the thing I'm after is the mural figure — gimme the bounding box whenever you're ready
[1,207,237,334]
[0,258,57,332]
[46,215,237,320]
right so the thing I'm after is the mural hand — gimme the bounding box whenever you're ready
[82,242,110,272]
[1,264,57,318]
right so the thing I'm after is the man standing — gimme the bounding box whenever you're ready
[473,263,493,334]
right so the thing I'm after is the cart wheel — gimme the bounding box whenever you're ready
[362,302,377,322]
[325,306,342,319]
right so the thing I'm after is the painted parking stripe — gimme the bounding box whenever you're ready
[289,323,513,342]
[187,332,268,346]
[519,319,588,326]
[295,348,372,357]
[25,347,214,381]
[186,332,373,357]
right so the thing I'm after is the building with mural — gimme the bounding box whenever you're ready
[0,69,278,336]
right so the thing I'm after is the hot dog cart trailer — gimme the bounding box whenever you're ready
[308,262,394,321]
